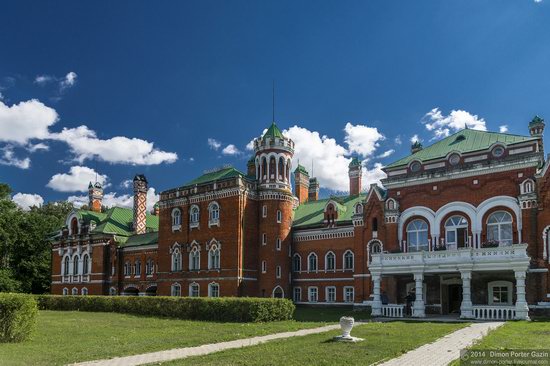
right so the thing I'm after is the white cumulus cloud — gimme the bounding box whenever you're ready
[0,146,31,169]
[422,108,486,139]
[222,144,241,155]
[0,99,58,145]
[208,138,221,151]
[377,149,395,158]
[344,123,384,157]
[47,166,108,192]
[60,72,77,89]
[410,134,422,144]
[499,125,509,133]
[12,193,44,210]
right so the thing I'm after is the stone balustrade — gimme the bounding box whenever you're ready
[472,305,516,320]
[381,304,405,317]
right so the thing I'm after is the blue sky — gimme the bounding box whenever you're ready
[1,0,549,210]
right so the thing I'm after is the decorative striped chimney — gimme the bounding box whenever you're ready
[133,174,148,234]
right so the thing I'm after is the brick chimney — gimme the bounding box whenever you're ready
[294,164,309,204]
[348,157,362,195]
[308,177,319,202]
[88,181,103,213]
[133,174,148,234]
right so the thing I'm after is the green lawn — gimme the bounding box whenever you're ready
[0,309,330,366]
[470,320,550,349]
[158,322,468,366]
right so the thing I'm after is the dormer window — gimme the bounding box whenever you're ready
[70,217,79,236]
[410,161,421,173]
[325,203,338,227]
[355,203,363,214]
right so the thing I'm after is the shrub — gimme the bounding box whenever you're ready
[35,295,295,322]
[0,293,38,342]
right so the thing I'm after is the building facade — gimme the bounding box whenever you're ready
[51,118,550,319]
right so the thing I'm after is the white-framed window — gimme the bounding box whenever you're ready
[189,282,200,297]
[293,287,302,302]
[308,287,318,302]
[172,247,182,271]
[71,288,78,295]
[326,286,336,302]
[208,282,220,297]
[63,256,70,276]
[171,283,181,297]
[276,265,281,279]
[81,287,88,296]
[276,238,281,251]
[72,255,79,275]
[325,251,335,271]
[355,203,363,214]
[292,254,301,272]
[262,233,267,246]
[308,253,318,272]
[276,210,282,223]
[488,281,513,305]
[172,208,181,230]
[344,286,354,303]
[406,219,429,252]
[386,199,396,210]
[109,287,117,296]
[368,240,383,263]
[208,202,220,226]
[445,215,468,249]
[82,254,90,275]
[146,259,154,275]
[189,205,200,228]
[343,250,354,271]
[261,260,267,273]
[189,247,200,270]
[521,179,535,194]
[208,244,220,270]
[262,205,267,218]
[487,211,513,245]
[124,261,131,277]
[62,288,68,296]
[135,260,141,276]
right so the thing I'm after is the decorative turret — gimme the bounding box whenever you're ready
[247,156,256,177]
[348,157,362,196]
[88,181,103,213]
[294,165,309,204]
[308,177,319,202]
[411,140,423,154]
[133,174,148,235]
[253,122,294,191]
[529,116,545,137]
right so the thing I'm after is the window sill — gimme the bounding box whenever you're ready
[172,225,181,232]
[208,220,220,228]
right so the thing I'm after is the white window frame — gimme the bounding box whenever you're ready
[208,282,220,297]
[171,283,181,297]
[146,259,154,276]
[189,282,200,297]
[262,233,267,246]
[208,244,220,270]
[486,211,513,246]
[261,260,267,273]
[292,254,301,272]
[262,205,267,218]
[71,287,78,295]
[135,260,141,276]
[124,261,131,277]
[326,286,336,303]
[189,205,200,229]
[344,286,355,303]
[444,215,469,249]
[308,286,318,303]
[308,253,318,272]
[488,281,513,306]
[276,265,281,279]
[81,287,88,295]
[189,247,200,271]
[172,208,182,231]
[172,248,182,272]
[208,202,220,227]
[293,287,302,302]
[325,251,335,272]
[63,288,68,296]
[406,219,429,252]
[82,254,90,275]
[276,210,282,223]
[343,250,354,271]
[276,238,281,251]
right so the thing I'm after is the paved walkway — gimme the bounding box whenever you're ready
[70,324,342,366]
[377,321,504,366]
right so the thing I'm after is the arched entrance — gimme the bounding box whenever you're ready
[123,286,139,296]
[145,286,157,296]
[272,286,284,298]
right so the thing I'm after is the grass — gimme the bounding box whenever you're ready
[0,308,333,366]
[469,319,550,349]
[293,305,370,322]
[158,321,468,366]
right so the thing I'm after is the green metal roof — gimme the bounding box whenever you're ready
[530,115,545,127]
[263,122,284,139]
[184,167,245,186]
[89,207,158,238]
[76,210,107,225]
[123,232,158,247]
[386,129,538,169]
[292,194,365,228]
[348,157,362,168]
[294,164,309,176]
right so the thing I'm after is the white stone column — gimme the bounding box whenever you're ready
[275,156,279,182]
[412,272,425,317]
[514,270,530,320]
[371,273,382,316]
[460,270,473,319]
[543,232,548,261]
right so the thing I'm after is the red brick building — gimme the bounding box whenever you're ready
[51,118,550,320]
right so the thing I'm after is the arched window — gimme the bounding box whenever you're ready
[308,253,318,272]
[269,156,276,180]
[292,254,301,272]
[71,288,78,295]
[172,208,181,227]
[81,288,88,296]
[273,286,284,298]
[262,157,268,180]
[70,217,79,235]
[146,259,154,275]
[189,205,200,227]
[372,218,378,232]
[209,202,220,225]
[72,255,79,275]
[208,244,220,269]
[522,179,535,194]
[325,252,335,271]
[387,199,396,210]
[189,282,200,297]
[82,254,90,275]
[261,260,267,273]
[276,265,281,279]
[277,210,282,223]
[355,203,363,214]
[325,203,337,227]
[487,211,513,245]
[445,215,468,249]
[63,288,68,296]
[209,282,220,297]
[276,238,281,251]
[406,219,429,252]
[189,247,200,270]
[172,248,182,271]
[63,256,70,276]
[278,157,284,181]
[135,260,141,276]
[343,250,354,270]
[124,261,131,276]
[368,241,382,263]
[171,283,181,297]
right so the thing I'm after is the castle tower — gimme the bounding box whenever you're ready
[348,157,362,195]
[88,181,103,213]
[253,122,295,299]
[294,165,309,204]
[308,177,319,202]
[529,116,545,137]
[133,174,148,235]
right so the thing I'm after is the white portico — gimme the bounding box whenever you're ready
[369,244,531,320]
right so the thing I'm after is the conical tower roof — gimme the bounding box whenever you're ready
[262,122,284,139]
